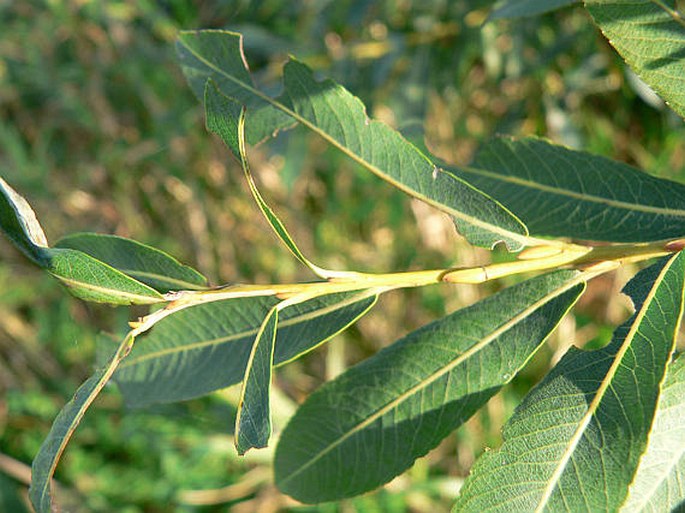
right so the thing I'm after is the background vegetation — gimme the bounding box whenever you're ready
[1,1,684,511]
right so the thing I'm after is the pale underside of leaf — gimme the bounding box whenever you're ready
[274,270,586,503]
[177,30,532,251]
[113,290,377,407]
[453,252,685,513]
[451,136,685,243]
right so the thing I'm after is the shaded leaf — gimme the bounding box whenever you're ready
[585,0,685,118]
[177,30,530,251]
[449,136,685,243]
[489,0,578,20]
[274,270,586,503]
[235,307,278,454]
[453,252,685,512]
[55,233,208,292]
[114,291,377,407]
[621,354,685,512]
[30,335,135,513]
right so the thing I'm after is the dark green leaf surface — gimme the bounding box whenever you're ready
[55,233,208,292]
[621,355,685,512]
[453,252,685,512]
[235,307,278,455]
[114,291,377,407]
[489,0,577,20]
[450,137,685,242]
[586,0,685,118]
[274,270,585,503]
[177,30,530,251]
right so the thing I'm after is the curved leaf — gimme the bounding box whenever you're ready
[453,252,685,512]
[114,291,377,407]
[274,270,586,503]
[55,233,208,292]
[450,136,685,243]
[621,354,685,512]
[235,307,278,455]
[177,30,530,251]
[586,0,685,118]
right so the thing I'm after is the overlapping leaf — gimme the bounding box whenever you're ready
[621,354,685,512]
[453,252,685,512]
[449,136,685,243]
[0,178,164,305]
[274,270,585,503]
[586,0,685,119]
[56,233,208,292]
[177,30,530,251]
[114,291,377,407]
[489,0,578,20]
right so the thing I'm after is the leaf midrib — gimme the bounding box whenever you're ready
[458,166,685,218]
[178,33,534,248]
[51,273,163,303]
[278,274,586,486]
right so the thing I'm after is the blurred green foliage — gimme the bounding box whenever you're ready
[0,1,683,511]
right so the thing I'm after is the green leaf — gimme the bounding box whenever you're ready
[585,0,685,118]
[55,233,208,292]
[449,136,685,243]
[29,335,135,513]
[235,306,278,455]
[0,177,165,304]
[0,176,50,265]
[453,252,685,512]
[274,270,586,503]
[114,290,377,407]
[489,0,578,20]
[621,354,685,512]
[177,30,530,251]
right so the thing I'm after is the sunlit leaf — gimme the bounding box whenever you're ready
[586,0,685,118]
[274,270,585,503]
[114,291,377,407]
[489,0,578,20]
[235,307,278,455]
[449,136,685,243]
[453,252,685,512]
[177,30,530,251]
[621,355,685,512]
[55,233,208,292]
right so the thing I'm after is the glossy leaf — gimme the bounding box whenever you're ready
[177,30,530,251]
[274,270,586,503]
[453,252,685,512]
[489,0,577,20]
[114,291,377,407]
[449,136,685,243]
[586,0,685,119]
[235,307,278,454]
[55,233,208,292]
[621,355,685,512]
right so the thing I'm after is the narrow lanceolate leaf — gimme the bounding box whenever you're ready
[450,136,685,243]
[205,82,336,278]
[489,0,578,20]
[30,335,135,513]
[0,176,49,265]
[621,355,685,512]
[274,270,586,503]
[586,0,685,119]
[114,291,377,407]
[235,307,278,454]
[177,30,530,251]
[55,233,208,292]
[0,177,165,304]
[453,252,685,513]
